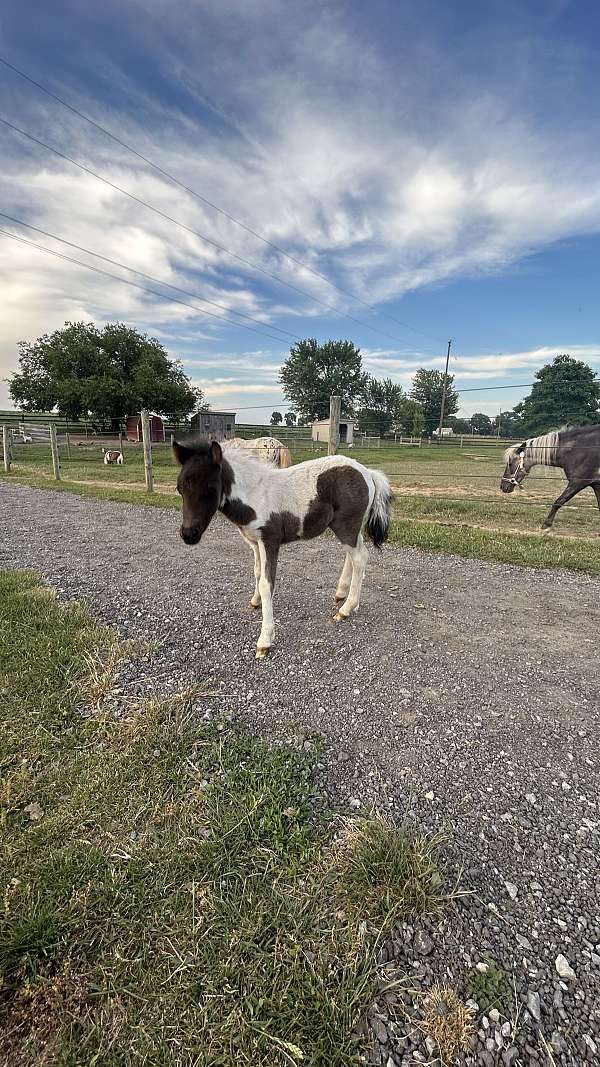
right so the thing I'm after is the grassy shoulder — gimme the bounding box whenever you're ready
[0,571,454,1067]
[389,516,600,576]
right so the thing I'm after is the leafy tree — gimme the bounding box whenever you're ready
[284,412,297,426]
[280,338,367,421]
[358,377,405,434]
[447,416,471,435]
[470,412,494,436]
[270,411,283,425]
[9,321,200,429]
[513,353,600,435]
[396,399,425,436]
[496,410,525,437]
[410,369,459,434]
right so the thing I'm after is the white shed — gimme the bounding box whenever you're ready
[311,417,356,446]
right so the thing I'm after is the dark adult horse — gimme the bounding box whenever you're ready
[500,425,600,530]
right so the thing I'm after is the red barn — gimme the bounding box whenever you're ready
[125,413,165,443]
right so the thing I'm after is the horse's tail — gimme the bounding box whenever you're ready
[278,446,293,469]
[365,469,393,549]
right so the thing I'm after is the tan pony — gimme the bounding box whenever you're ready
[224,436,292,468]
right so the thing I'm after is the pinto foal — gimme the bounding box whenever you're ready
[174,439,393,658]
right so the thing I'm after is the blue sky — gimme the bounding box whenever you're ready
[1,0,599,420]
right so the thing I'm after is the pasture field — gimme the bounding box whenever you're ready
[2,439,600,574]
[0,570,453,1066]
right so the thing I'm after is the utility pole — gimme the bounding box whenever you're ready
[437,339,452,439]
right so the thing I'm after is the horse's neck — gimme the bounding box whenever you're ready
[525,433,559,467]
[223,453,274,505]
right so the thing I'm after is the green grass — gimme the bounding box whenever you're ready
[467,959,514,1016]
[0,571,450,1066]
[389,516,600,576]
[3,440,599,574]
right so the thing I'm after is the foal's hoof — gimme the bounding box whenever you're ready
[248,599,260,610]
[541,526,552,536]
[334,610,348,622]
[255,646,270,660]
[335,594,346,604]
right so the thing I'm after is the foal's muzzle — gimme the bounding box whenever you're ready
[500,479,516,494]
[180,525,202,545]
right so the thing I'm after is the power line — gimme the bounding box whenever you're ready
[0,212,299,342]
[456,379,600,393]
[0,228,298,345]
[0,55,444,347]
[0,114,437,354]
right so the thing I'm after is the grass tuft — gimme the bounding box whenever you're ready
[419,983,476,1065]
[335,814,453,929]
[467,958,514,1015]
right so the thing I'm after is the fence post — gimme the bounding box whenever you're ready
[119,429,124,460]
[2,425,10,472]
[328,396,341,456]
[65,432,72,460]
[49,425,61,480]
[140,408,154,492]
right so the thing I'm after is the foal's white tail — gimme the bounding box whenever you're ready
[366,469,393,548]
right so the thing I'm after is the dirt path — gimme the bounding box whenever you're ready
[1,482,598,1065]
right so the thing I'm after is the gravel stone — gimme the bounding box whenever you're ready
[413,929,434,956]
[526,990,541,1022]
[555,954,577,980]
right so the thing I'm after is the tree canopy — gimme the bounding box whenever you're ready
[270,411,283,425]
[410,368,459,434]
[9,321,200,428]
[470,412,494,436]
[358,377,405,434]
[279,339,366,421]
[513,353,600,435]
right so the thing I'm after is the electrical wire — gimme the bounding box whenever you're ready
[0,228,297,345]
[0,54,445,346]
[0,114,438,353]
[0,212,299,341]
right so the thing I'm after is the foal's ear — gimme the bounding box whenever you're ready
[173,440,194,466]
[209,440,223,465]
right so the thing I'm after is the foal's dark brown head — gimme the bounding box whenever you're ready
[173,439,224,544]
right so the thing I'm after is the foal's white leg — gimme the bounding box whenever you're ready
[249,542,262,608]
[335,534,368,621]
[239,531,261,608]
[256,540,277,659]
[335,553,353,603]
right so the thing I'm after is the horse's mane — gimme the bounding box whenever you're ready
[503,426,582,466]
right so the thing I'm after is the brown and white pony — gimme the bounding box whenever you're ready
[174,439,393,659]
[103,448,123,465]
[224,436,292,468]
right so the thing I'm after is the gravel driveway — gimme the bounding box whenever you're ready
[2,482,599,1066]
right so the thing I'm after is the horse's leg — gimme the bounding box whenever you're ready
[249,542,262,608]
[256,540,279,659]
[335,553,353,603]
[592,483,600,515]
[239,531,261,608]
[542,480,586,530]
[334,534,368,621]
